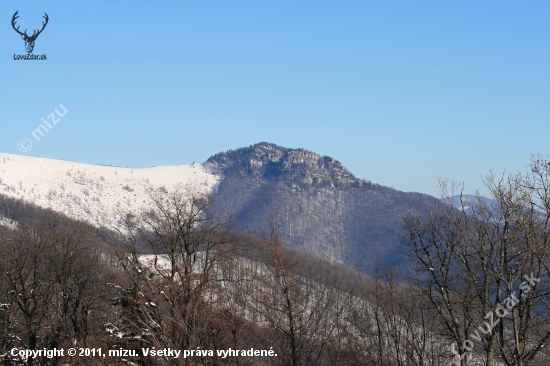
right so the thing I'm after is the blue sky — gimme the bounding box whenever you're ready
[1,1,548,197]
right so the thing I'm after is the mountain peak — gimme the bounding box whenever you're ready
[206,142,288,168]
[206,142,361,190]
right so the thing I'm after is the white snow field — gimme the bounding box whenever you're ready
[0,153,220,227]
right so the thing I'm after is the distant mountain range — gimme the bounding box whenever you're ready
[445,194,499,213]
[0,142,439,273]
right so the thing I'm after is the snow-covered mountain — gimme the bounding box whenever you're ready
[0,153,220,227]
[446,194,499,212]
[0,143,437,273]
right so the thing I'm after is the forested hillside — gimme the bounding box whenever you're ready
[207,142,435,272]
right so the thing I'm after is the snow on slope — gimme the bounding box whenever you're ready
[0,153,220,227]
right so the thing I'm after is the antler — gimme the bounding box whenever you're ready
[11,11,26,37]
[29,13,49,39]
[11,11,49,40]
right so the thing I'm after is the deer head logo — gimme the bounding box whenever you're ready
[12,11,49,54]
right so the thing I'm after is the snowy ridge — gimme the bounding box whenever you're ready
[0,216,17,230]
[0,153,221,227]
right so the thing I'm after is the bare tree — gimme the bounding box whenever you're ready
[0,215,107,366]
[403,156,550,366]
[237,216,345,366]
[402,208,477,366]
[110,186,238,365]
